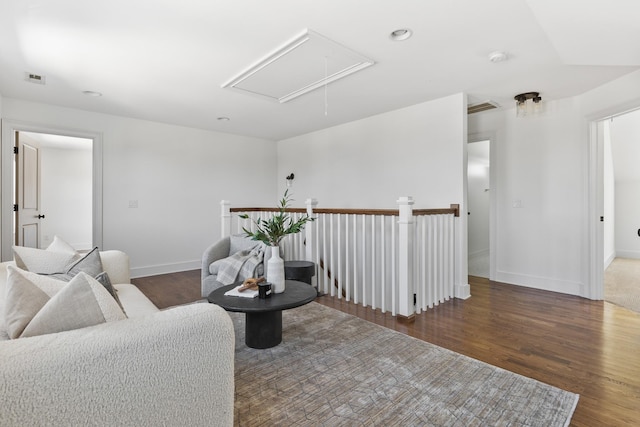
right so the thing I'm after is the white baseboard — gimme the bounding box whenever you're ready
[614,250,640,260]
[130,260,200,279]
[604,252,616,270]
[494,270,584,297]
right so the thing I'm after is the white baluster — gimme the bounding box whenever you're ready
[322,214,328,294]
[345,214,351,302]
[371,215,376,310]
[419,215,424,311]
[361,214,366,307]
[397,196,415,319]
[305,199,317,262]
[330,213,335,297]
[337,214,342,300]
[381,215,386,313]
[353,214,358,305]
[448,214,455,299]
[391,215,397,316]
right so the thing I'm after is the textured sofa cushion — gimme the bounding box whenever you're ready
[5,267,126,339]
[13,246,78,274]
[0,304,234,426]
[12,235,80,274]
[0,251,141,341]
[50,247,121,306]
[65,247,103,277]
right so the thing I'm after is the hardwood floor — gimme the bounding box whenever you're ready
[132,272,640,426]
[132,269,202,309]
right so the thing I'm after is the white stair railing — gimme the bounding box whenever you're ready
[221,197,460,318]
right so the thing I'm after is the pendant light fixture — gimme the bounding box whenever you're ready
[514,92,543,117]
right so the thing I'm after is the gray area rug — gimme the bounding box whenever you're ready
[230,302,579,426]
[605,257,640,313]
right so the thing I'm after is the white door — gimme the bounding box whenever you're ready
[15,133,43,248]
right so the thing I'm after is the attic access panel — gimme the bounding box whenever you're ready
[222,29,375,103]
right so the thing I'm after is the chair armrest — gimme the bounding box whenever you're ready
[201,237,230,281]
[0,304,235,426]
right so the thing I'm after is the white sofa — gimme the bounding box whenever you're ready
[0,250,235,426]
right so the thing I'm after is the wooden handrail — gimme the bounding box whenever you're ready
[231,207,308,213]
[231,203,460,217]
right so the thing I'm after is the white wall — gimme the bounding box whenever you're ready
[277,93,470,297]
[40,146,93,250]
[277,94,466,208]
[469,98,585,295]
[469,69,640,298]
[1,98,277,277]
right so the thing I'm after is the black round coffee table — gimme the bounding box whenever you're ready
[208,280,316,349]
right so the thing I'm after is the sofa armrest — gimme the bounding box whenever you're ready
[201,237,230,281]
[99,250,130,284]
[0,303,235,426]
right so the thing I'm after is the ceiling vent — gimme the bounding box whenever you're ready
[25,72,46,85]
[468,101,499,114]
[222,29,375,103]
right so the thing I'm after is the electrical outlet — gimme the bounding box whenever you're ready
[129,200,138,208]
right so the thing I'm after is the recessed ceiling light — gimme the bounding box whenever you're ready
[390,29,412,41]
[217,117,230,121]
[488,51,508,63]
[82,90,102,97]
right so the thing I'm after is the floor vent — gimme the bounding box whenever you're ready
[468,101,499,114]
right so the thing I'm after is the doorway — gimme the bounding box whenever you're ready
[1,120,103,261]
[588,105,640,301]
[467,137,493,279]
[602,109,640,312]
[17,131,93,250]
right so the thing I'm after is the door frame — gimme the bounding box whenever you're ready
[586,100,640,300]
[468,131,496,280]
[1,120,103,261]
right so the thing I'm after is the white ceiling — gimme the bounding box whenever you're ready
[0,0,638,141]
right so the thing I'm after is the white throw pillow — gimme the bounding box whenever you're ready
[4,266,126,339]
[12,236,80,274]
[46,235,78,255]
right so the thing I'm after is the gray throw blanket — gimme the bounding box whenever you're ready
[216,246,264,285]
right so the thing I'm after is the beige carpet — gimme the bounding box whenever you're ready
[230,303,578,426]
[605,258,640,313]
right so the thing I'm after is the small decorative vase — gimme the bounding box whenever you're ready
[267,245,285,293]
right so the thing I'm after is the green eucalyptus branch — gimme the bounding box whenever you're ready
[239,190,314,247]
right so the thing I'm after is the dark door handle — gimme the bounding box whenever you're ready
[37,214,45,219]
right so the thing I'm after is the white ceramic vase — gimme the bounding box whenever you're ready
[267,245,285,293]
